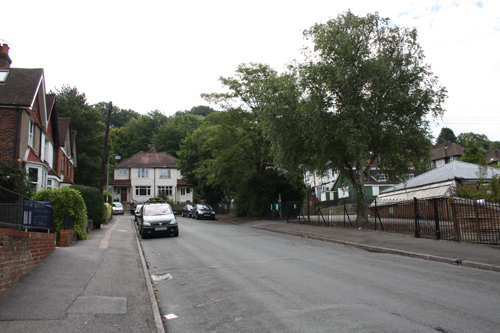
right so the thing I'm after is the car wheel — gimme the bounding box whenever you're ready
[196,213,200,220]
[173,228,179,237]
[141,230,148,239]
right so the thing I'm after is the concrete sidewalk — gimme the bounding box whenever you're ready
[217,215,500,272]
[0,215,163,333]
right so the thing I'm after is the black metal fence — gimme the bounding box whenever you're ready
[371,197,500,244]
[264,196,500,245]
[0,186,53,232]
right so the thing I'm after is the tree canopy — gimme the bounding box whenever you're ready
[461,141,487,165]
[457,132,489,150]
[260,11,447,222]
[436,127,457,144]
[55,85,105,188]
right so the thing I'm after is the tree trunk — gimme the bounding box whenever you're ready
[353,171,369,224]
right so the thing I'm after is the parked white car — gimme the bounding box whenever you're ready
[112,202,124,215]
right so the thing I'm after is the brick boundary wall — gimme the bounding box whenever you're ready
[60,230,77,247]
[0,230,56,298]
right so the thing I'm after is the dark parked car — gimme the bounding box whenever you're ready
[182,204,194,218]
[130,201,143,214]
[136,201,178,239]
[192,204,216,220]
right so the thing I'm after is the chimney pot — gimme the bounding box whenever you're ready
[0,44,12,69]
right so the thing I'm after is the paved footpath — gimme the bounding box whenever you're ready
[0,214,163,333]
[217,215,500,272]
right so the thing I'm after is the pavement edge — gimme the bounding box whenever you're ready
[135,227,165,333]
[222,219,500,273]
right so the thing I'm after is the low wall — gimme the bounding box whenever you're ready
[0,229,56,298]
[60,229,78,247]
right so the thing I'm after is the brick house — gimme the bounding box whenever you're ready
[430,141,463,168]
[110,146,193,204]
[0,44,76,191]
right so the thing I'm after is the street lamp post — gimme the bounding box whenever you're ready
[106,154,121,225]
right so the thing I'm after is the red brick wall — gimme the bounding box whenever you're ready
[0,108,20,164]
[0,229,56,298]
[60,230,77,247]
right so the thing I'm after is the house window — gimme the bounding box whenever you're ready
[377,174,387,182]
[338,187,349,199]
[0,69,10,83]
[135,186,151,196]
[47,179,53,189]
[450,156,455,162]
[158,186,172,196]
[159,169,171,179]
[28,121,35,147]
[119,169,127,176]
[29,168,38,184]
[137,168,149,178]
[115,187,121,194]
[181,188,186,196]
[186,188,191,194]
[62,155,65,174]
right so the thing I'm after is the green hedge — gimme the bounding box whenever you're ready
[71,185,105,228]
[33,188,88,244]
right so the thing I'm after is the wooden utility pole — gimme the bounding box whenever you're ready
[99,102,113,194]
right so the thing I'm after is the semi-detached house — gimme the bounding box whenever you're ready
[0,43,76,191]
[110,146,193,204]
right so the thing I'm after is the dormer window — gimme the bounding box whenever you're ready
[0,70,9,83]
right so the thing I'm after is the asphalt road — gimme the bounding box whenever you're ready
[140,216,500,333]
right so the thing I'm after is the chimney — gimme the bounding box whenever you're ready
[149,145,156,155]
[0,44,12,69]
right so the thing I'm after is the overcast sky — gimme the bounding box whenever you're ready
[2,0,499,142]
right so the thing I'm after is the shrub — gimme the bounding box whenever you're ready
[33,188,88,244]
[71,185,105,228]
[104,202,113,222]
[0,158,35,197]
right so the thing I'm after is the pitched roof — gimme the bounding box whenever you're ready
[0,68,43,106]
[485,149,500,165]
[430,142,463,161]
[58,117,71,143]
[381,160,500,193]
[115,151,177,169]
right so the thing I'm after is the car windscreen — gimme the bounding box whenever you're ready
[198,204,212,210]
[144,205,173,216]
[113,203,123,208]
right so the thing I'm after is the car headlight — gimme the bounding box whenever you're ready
[143,222,151,226]
[169,220,177,225]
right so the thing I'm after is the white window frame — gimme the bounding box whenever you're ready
[159,168,171,179]
[119,169,127,176]
[135,186,151,196]
[137,168,149,178]
[377,174,387,182]
[157,186,172,196]
[28,121,34,147]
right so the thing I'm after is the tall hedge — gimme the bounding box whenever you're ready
[71,185,105,228]
[33,188,88,243]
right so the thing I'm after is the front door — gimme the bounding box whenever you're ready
[121,187,127,202]
[180,188,186,202]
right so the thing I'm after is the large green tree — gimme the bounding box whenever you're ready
[55,85,105,187]
[261,12,447,223]
[93,101,140,128]
[436,127,457,144]
[457,132,489,150]
[153,114,204,157]
[461,141,487,165]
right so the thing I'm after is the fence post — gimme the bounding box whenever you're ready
[414,197,420,238]
[473,200,482,242]
[434,199,441,240]
[374,199,377,231]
